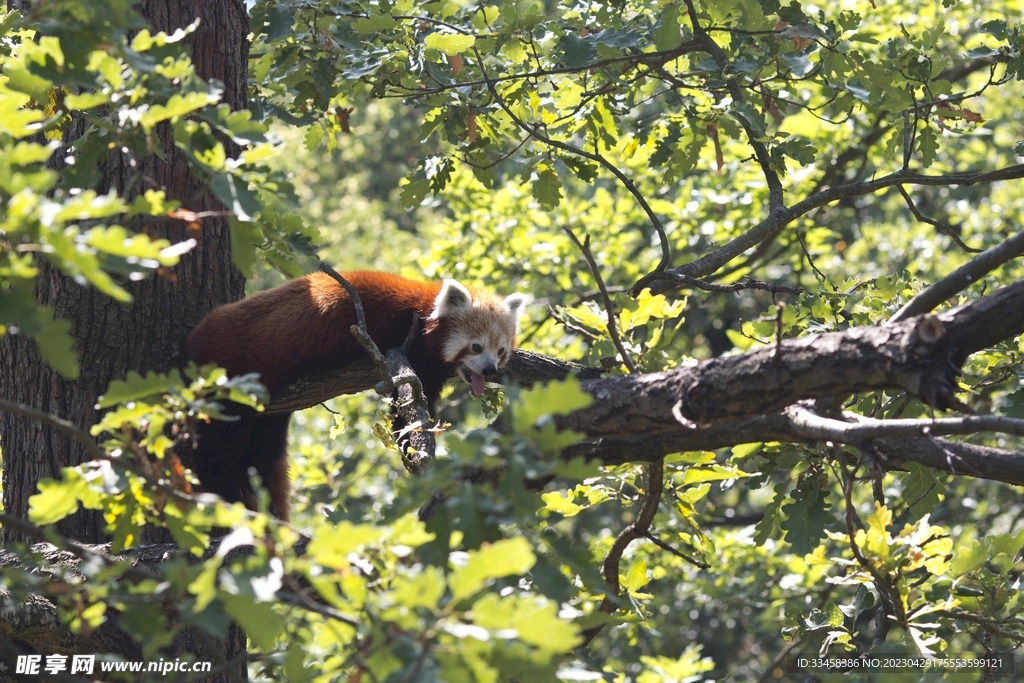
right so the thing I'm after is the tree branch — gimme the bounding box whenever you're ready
[579,460,664,648]
[896,185,981,253]
[564,280,1024,436]
[563,226,638,374]
[264,350,602,415]
[639,164,1024,295]
[889,226,1024,322]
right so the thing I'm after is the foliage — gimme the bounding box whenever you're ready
[2,0,1024,681]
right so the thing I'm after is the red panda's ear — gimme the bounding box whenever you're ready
[433,279,473,318]
[504,293,527,328]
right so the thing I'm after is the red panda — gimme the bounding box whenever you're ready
[185,271,527,521]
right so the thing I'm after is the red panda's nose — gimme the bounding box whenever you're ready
[481,363,497,376]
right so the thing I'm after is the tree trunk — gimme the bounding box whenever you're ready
[0,0,248,546]
[0,2,250,680]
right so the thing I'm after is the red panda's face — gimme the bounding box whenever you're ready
[430,279,527,396]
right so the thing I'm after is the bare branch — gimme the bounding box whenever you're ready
[579,461,664,647]
[564,411,1024,487]
[639,164,1024,296]
[0,398,106,462]
[641,271,804,296]
[786,404,1024,442]
[643,531,709,569]
[0,398,197,507]
[563,226,639,374]
[318,262,393,393]
[889,226,1024,323]
[896,185,981,253]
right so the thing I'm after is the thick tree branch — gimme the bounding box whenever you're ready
[576,279,1024,436]
[265,350,602,415]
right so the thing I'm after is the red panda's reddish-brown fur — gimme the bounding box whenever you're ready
[184,271,525,521]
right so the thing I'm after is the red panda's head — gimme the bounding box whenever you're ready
[429,279,527,396]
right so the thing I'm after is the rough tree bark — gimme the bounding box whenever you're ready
[0,1,250,680]
[0,0,247,545]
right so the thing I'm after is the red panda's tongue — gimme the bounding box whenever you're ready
[470,371,486,397]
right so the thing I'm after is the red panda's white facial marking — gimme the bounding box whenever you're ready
[430,280,527,396]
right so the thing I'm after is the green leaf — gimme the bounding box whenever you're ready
[917,124,938,168]
[470,593,579,653]
[512,375,593,432]
[950,538,989,577]
[29,472,88,525]
[556,33,596,67]
[307,521,383,567]
[0,88,46,137]
[502,39,528,64]
[730,442,763,459]
[622,557,649,596]
[653,5,681,52]
[163,505,210,555]
[139,91,218,130]
[7,140,57,166]
[541,491,585,517]
[389,566,447,610]
[732,101,766,138]
[65,90,110,110]
[681,464,756,485]
[353,14,398,33]
[229,216,263,279]
[532,168,563,209]
[210,173,260,221]
[220,592,285,650]
[400,179,430,207]
[118,602,173,653]
[188,560,221,611]
[34,317,79,380]
[449,537,537,600]
[780,477,833,555]
[98,369,184,408]
[284,643,310,683]
[425,33,476,56]
[900,463,943,515]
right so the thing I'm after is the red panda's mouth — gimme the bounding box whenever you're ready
[458,366,487,397]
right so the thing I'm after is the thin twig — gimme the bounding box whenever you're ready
[897,185,981,253]
[0,398,196,507]
[318,262,394,394]
[563,226,639,374]
[681,0,784,211]
[645,271,803,295]
[473,46,672,274]
[785,405,1024,442]
[643,531,709,569]
[638,163,1024,296]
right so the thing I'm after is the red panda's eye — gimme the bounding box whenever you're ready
[471,343,483,353]
[498,348,506,356]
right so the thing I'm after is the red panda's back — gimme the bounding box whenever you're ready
[187,271,444,393]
